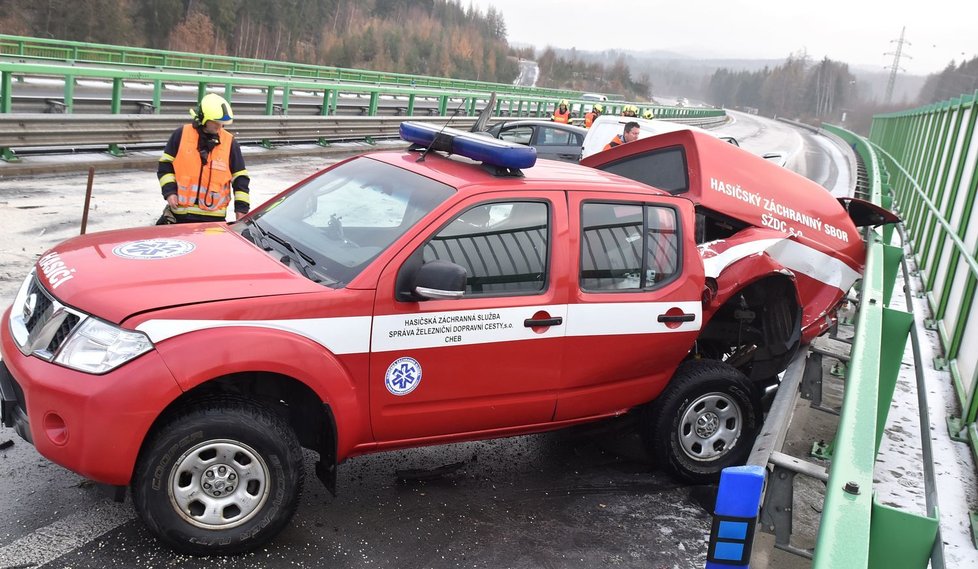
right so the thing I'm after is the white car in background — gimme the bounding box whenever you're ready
[581,115,738,160]
[581,115,786,167]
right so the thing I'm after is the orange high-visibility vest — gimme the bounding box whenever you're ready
[584,112,597,128]
[171,125,234,218]
[552,108,571,124]
[603,134,625,151]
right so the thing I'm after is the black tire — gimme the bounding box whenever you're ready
[132,397,304,555]
[642,359,760,483]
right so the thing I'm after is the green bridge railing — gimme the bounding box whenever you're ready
[869,92,978,468]
[0,33,582,102]
[812,124,939,568]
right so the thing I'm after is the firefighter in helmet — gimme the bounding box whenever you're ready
[157,93,251,224]
[584,103,603,128]
[551,99,571,124]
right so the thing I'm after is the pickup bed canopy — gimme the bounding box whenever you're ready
[580,129,888,269]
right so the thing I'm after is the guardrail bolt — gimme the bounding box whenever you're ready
[843,481,860,495]
[868,298,877,305]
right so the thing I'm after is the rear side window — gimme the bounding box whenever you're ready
[580,202,680,291]
[537,127,575,146]
[498,126,533,145]
[423,201,549,296]
[597,146,689,194]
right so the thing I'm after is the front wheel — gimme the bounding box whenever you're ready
[642,359,760,483]
[132,397,304,555]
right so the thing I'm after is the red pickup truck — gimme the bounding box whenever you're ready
[0,122,892,554]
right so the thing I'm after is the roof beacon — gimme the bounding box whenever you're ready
[399,121,537,171]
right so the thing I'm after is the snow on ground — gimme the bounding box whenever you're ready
[882,238,978,566]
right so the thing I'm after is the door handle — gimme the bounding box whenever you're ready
[524,316,563,327]
[657,313,695,323]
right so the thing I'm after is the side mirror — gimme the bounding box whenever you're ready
[413,260,467,300]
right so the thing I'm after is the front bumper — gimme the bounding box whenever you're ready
[0,359,32,444]
[1,305,184,485]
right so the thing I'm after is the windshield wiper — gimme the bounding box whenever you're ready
[246,219,274,251]
[264,230,322,283]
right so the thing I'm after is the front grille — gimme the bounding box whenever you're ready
[25,278,54,331]
[50,313,81,353]
[11,274,86,360]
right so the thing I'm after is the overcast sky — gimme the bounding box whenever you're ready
[466,0,974,76]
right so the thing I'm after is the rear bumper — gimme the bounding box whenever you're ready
[1,305,184,485]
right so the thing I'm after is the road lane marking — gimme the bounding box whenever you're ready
[0,501,135,568]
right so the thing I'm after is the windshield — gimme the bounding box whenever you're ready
[237,157,455,287]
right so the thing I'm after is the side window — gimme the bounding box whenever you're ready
[580,202,680,291]
[596,146,689,194]
[537,127,573,146]
[423,201,549,295]
[498,126,533,145]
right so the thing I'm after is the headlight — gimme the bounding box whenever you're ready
[54,318,153,374]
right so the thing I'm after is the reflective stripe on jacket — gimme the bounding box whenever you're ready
[171,125,234,218]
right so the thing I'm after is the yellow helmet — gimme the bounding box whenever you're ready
[559,99,569,107]
[593,104,604,113]
[622,104,638,116]
[642,110,655,119]
[192,93,234,126]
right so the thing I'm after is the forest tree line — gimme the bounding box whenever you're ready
[706,55,856,121]
[0,0,519,84]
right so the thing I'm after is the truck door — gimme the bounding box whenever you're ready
[370,192,568,441]
[554,193,704,420]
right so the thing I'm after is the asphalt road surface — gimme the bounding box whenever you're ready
[0,114,850,568]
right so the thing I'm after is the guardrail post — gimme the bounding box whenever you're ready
[63,74,75,114]
[110,77,122,114]
[2,70,13,113]
[438,95,448,116]
[707,465,765,568]
[407,93,416,116]
[196,82,206,104]
[259,84,273,115]
[320,89,332,116]
[281,85,290,115]
[368,91,379,116]
[152,80,162,114]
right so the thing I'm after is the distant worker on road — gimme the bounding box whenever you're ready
[584,104,603,128]
[551,99,571,123]
[156,93,250,224]
[621,104,639,118]
[603,121,641,151]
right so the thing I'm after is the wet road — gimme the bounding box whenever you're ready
[1,418,713,568]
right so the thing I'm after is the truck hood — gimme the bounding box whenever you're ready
[34,223,322,323]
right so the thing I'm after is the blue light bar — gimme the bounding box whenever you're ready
[400,121,537,170]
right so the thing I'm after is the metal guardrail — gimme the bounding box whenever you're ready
[0,61,725,159]
[0,115,481,149]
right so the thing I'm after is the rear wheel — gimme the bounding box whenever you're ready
[642,359,760,483]
[132,397,303,555]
